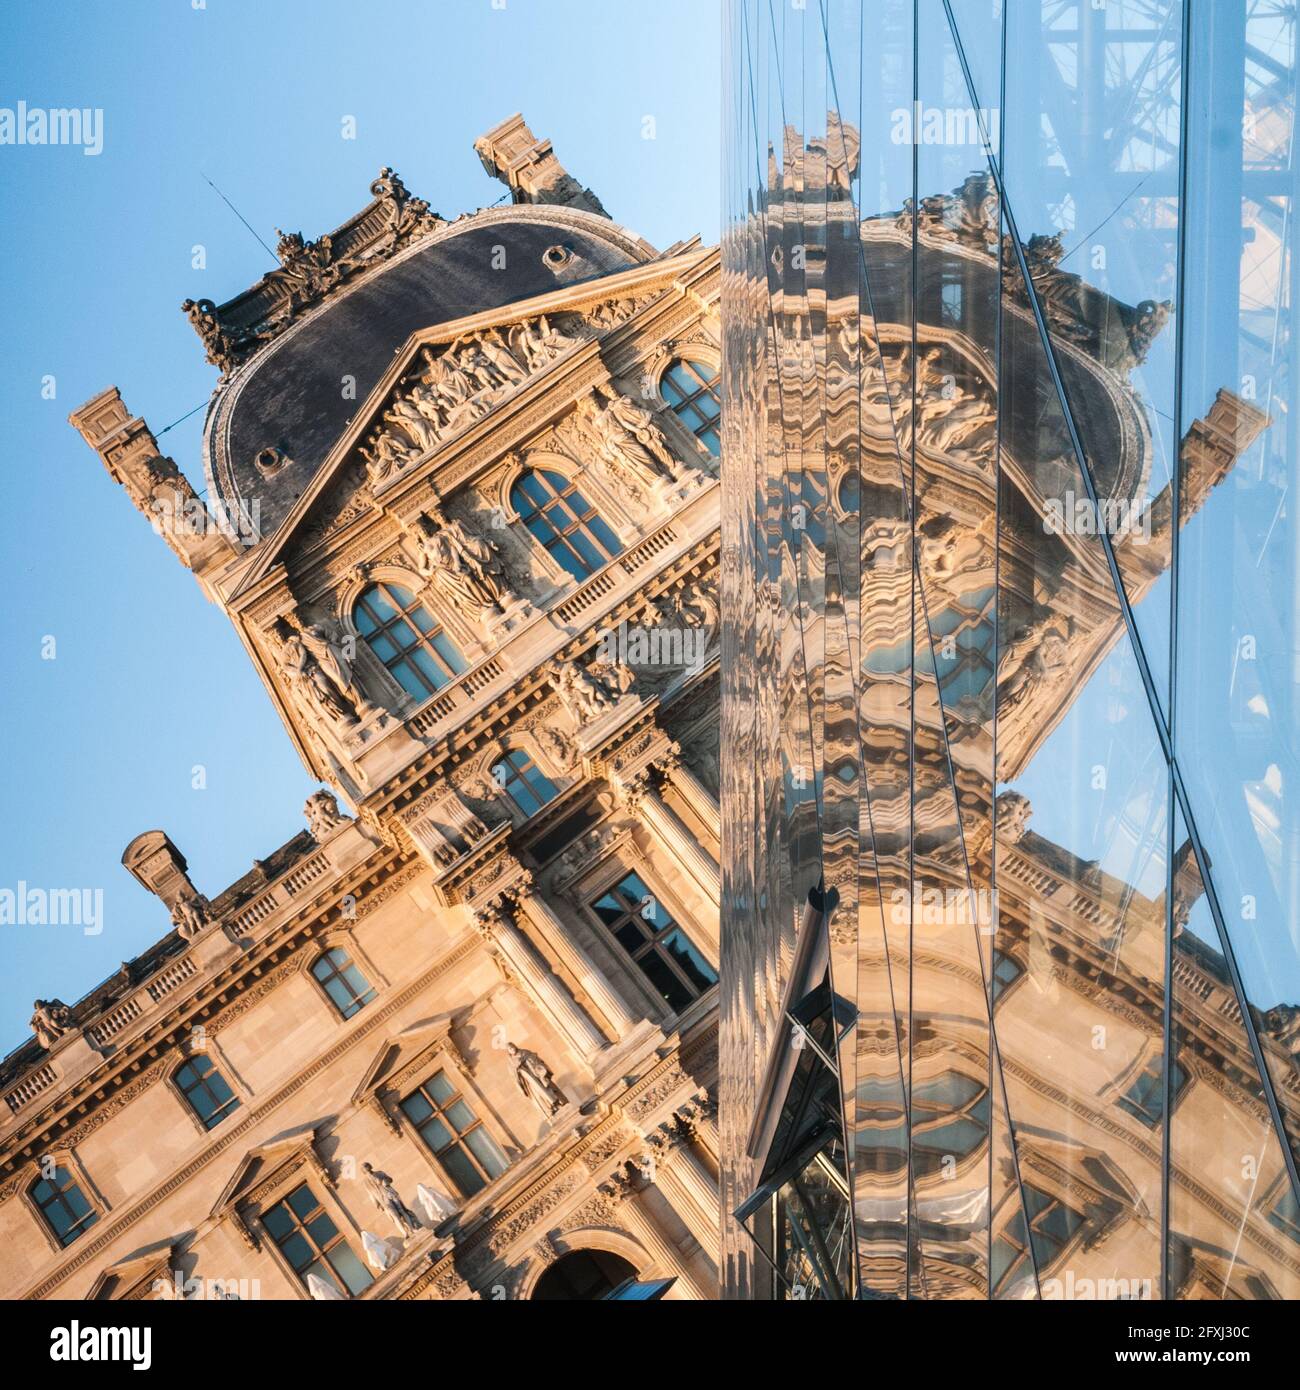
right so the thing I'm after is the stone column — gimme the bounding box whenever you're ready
[610,1183,711,1301]
[472,902,607,1060]
[510,880,639,1041]
[659,749,720,844]
[614,772,720,908]
[644,1128,721,1258]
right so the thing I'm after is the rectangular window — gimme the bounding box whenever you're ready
[262,1184,373,1297]
[31,1166,98,1248]
[400,1070,508,1198]
[590,871,717,1012]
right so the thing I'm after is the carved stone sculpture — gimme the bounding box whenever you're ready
[575,391,678,489]
[599,385,685,478]
[410,508,515,624]
[170,893,211,941]
[293,613,378,719]
[362,1161,423,1239]
[549,659,615,725]
[30,999,74,1049]
[305,789,350,840]
[508,1042,567,1117]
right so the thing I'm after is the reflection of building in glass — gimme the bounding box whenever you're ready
[721,0,1300,1300]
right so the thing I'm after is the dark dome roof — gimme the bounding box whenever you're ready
[204,206,655,538]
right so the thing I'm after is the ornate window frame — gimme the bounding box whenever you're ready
[165,1031,249,1139]
[355,1023,520,1207]
[213,1127,369,1299]
[467,735,568,829]
[580,855,718,1022]
[497,452,636,583]
[337,564,471,707]
[23,1145,107,1255]
[641,346,722,463]
[302,928,388,1023]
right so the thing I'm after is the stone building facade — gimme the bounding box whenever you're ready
[0,117,722,1301]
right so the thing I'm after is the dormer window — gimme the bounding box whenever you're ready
[354,581,466,700]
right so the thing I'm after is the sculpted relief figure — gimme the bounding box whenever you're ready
[293,612,379,720]
[170,893,211,941]
[507,1042,567,1117]
[275,622,364,731]
[998,614,1073,717]
[362,1161,423,1239]
[359,427,417,490]
[549,658,615,726]
[30,998,74,1049]
[411,506,517,624]
[575,391,681,490]
[304,789,350,840]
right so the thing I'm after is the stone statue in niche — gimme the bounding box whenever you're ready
[508,1042,567,1117]
[292,612,379,720]
[30,999,74,1049]
[548,659,615,726]
[599,385,685,478]
[362,1162,423,1239]
[170,894,211,940]
[275,626,359,730]
[997,614,1073,718]
[304,789,350,840]
[574,390,680,489]
[409,506,517,625]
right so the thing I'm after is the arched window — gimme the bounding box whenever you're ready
[174,1053,241,1130]
[491,748,558,818]
[311,946,376,1019]
[509,468,622,582]
[354,581,466,701]
[660,358,721,456]
[30,1165,98,1247]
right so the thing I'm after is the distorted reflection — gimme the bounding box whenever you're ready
[721,0,1300,1301]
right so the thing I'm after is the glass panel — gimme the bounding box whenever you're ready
[464,1126,508,1178]
[440,1146,486,1198]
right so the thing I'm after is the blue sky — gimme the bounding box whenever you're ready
[0,0,721,1054]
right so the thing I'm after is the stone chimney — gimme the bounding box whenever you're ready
[69,386,237,581]
[122,831,201,916]
[474,113,608,217]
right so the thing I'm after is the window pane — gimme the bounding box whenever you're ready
[661,928,717,992]
[440,1146,486,1198]
[464,1126,508,1179]
[638,951,694,1013]
[426,1072,456,1104]
[328,1242,374,1296]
